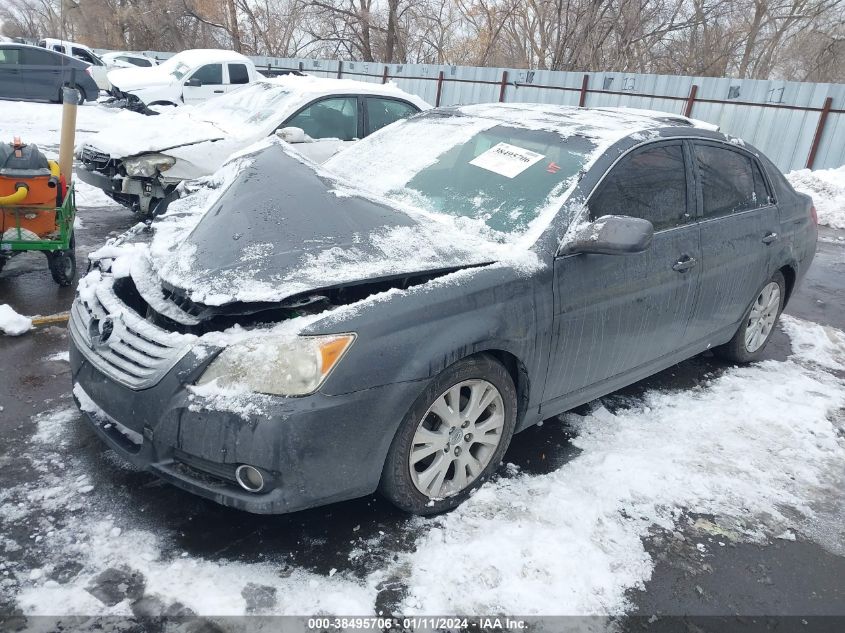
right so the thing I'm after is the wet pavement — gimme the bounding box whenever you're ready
[1,203,844,626]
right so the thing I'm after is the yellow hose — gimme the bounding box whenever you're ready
[0,184,29,206]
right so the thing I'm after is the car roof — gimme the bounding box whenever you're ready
[441,102,718,143]
[165,49,252,66]
[257,74,432,109]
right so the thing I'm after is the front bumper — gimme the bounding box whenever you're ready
[76,162,171,213]
[69,331,425,514]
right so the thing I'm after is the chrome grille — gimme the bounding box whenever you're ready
[70,279,193,389]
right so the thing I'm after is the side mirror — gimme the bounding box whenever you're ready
[185,77,202,87]
[559,215,654,256]
[275,126,310,144]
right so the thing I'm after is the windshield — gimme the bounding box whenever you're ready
[323,113,595,240]
[189,82,297,135]
[168,62,190,79]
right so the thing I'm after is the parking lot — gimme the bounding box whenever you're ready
[1,99,844,628]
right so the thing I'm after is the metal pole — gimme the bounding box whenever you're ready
[435,70,444,107]
[579,74,589,107]
[382,66,389,84]
[806,96,833,169]
[337,61,343,79]
[499,70,509,102]
[684,84,699,117]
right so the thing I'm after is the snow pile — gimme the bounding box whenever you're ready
[786,165,845,229]
[393,316,845,615]
[0,304,33,336]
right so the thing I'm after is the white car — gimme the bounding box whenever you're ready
[107,49,260,109]
[100,51,159,69]
[77,75,431,215]
[37,37,110,91]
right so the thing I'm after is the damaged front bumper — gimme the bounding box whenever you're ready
[68,303,424,514]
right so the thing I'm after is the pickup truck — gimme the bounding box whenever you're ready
[107,49,260,110]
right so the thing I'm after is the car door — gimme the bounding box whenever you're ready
[0,48,26,100]
[542,141,701,410]
[364,97,420,135]
[282,96,361,162]
[685,140,780,340]
[20,47,63,101]
[182,63,224,104]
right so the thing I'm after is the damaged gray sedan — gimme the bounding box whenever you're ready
[68,104,817,515]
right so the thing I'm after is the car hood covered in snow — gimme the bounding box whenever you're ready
[81,109,225,158]
[142,141,532,307]
[107,66,175,92]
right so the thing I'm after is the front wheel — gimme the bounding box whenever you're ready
[46,235,77,287]
[716,271,785,363]
[380,354,517,515]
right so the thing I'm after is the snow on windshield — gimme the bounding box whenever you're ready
[323,105,667,246]
[191,82,297,135]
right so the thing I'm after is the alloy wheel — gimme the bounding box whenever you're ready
[745,281,781,353]
[409,379,505,499]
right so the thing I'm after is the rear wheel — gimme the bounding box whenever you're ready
[716,271,785,363]
[46,235,77,287]
[380,354,517,515]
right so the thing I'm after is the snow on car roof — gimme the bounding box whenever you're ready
[165,48,252,65]
[258,74,431,108]
[451,103,711,142]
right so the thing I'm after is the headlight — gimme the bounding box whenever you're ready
[195,334,355,396]
[123,154,176,177]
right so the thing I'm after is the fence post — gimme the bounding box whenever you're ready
[435,70,445,107]
[499,70,509,102]
[806,96,833,169]
[298,61,304,72]
[337,61,343,79]
[382,66,389,84]
[684,84,699,117]
[579,74,589,107]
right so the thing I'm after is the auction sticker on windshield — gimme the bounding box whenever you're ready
[469,142,545,178]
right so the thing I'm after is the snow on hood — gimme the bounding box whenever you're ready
[107,65,174,92]
[80,108,225,158]
[145,140,536,306]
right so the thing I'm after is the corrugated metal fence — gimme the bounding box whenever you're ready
[124,51,845,172]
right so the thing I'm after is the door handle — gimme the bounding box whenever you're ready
[213,90,224,93]
[762,232,778,245]
[672,256,697,272]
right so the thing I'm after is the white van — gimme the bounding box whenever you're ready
[37,38,110,91]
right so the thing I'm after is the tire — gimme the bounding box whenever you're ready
[380,354,517,515]
[715,271,786,363]
[46,235,77,287]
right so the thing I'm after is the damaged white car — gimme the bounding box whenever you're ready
[77,75,430,216]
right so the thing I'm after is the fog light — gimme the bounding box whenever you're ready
[235,464,265,493]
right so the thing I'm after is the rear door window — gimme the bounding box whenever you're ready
[190,64,223,85]
[21,48,59,66]
[365,97,418,135]
[589,143,689,232]
[285,97,359,141]
[228,63,250,84]
[694,144,771,218]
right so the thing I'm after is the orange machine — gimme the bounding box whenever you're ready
[0,137,65,238]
